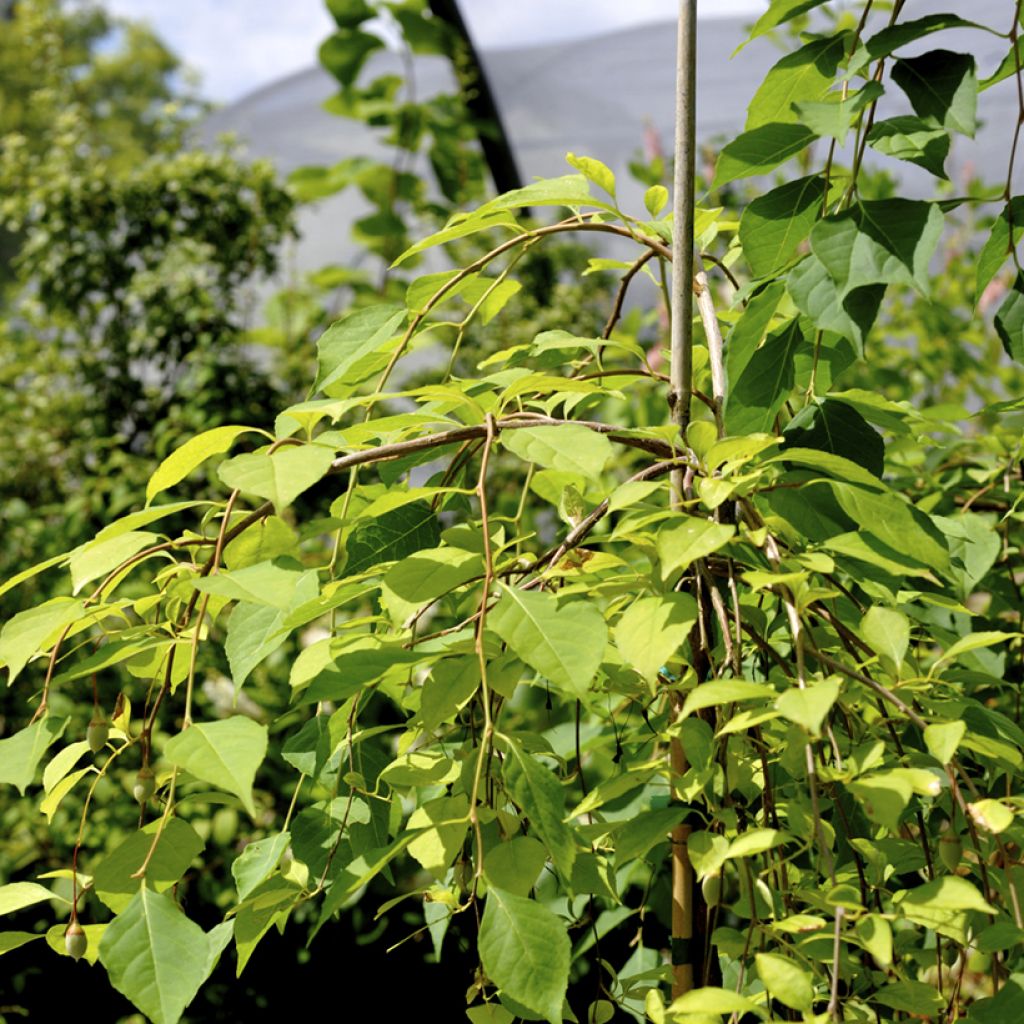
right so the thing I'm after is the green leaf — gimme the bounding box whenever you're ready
[726,318,808,436]
[68,531,159,595]
[407,794,471,876]
[874,980,944,1016]
[755,951,814,1012]
[234,881,300,976]
[615,807,687,865]
[40,766,92,823]
[614,594,698,681]
[566,153,615,198]
[983,36,1024,91]
[0,552,72,602]
[727,828,789,860]
[768,446,887,490]
[787,254,882,353]
[281,716,335,782]
[98,886,223,1024]
[681,680,776,718]
[644,185,668,217]
[344,500,441,578]
[504,743,576,879]
[657,518,736,582]
[783,399,884,477]
[739,176,827,278]
[827,482,950,572]
[94,502,206,544]
[744,0,829,46]
[223,515,300,570]
[488,588,607,698]
[725,281,786,385]
[218,444,335,513]
[995,273,1024,363]
[319,29,384,85]
[867,116,950,179]
[381,547,481,622]
[969,798,1014,834]
[392,210,521,267]
[851,15,987,76]
[314,835,414,931]
[503,424,613,483]
[486,837,548,897]
[892,50,978,137]
[848,771,913,831]
[745,33,849,130]
[224,570,319,686]
[668,987,763,1017]
[775,679,840,735]
[976,199,1024,302]
[932,630,1019,672]
[0,717,67,795]
[0,931,43,956]
[164,718,268,817]
[325,0,373,29]
[391,7,448,55]
[900,875,996,914]
[51,638,174,687]
[687,832,730,880]
[924,721,966,764]
[713,123,817,190]
[420,657,480,732]
[315,303,407,394]
[478,887,570,1024]
[232,832,291,900]
[0,597,85,684]
[477,174,611,215]
[0,881,64,916]
[792,82,884,144]
[856,913,893,967]
[194,561,307,610]
[407,794,469,877]
[291,804,342,877]
[860,607,910,668]
[811,200,945,299]
[146,425,255,503]
[93,818,205,914]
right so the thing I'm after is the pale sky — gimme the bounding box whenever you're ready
[105,0,767,102]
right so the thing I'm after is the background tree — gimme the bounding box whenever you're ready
[0,0,296,607]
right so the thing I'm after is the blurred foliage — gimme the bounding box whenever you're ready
[0,0,296,608]
[0,0,202,169]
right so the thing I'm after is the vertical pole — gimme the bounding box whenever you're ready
[670,0,697,447]
[670,0,698,1002]
[426,0,525,197]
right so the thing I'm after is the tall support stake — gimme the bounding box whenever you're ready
[669,0,698,1001]
[427,0,525,197]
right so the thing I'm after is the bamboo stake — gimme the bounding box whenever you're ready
[670,0,698,1001]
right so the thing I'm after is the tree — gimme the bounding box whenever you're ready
[3,2,1024,1022]
[0,0,296,608]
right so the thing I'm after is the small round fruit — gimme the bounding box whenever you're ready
[133,767,156,804]
[65,921,87,961]
[87,715,109,755]
[939,834,963,873]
